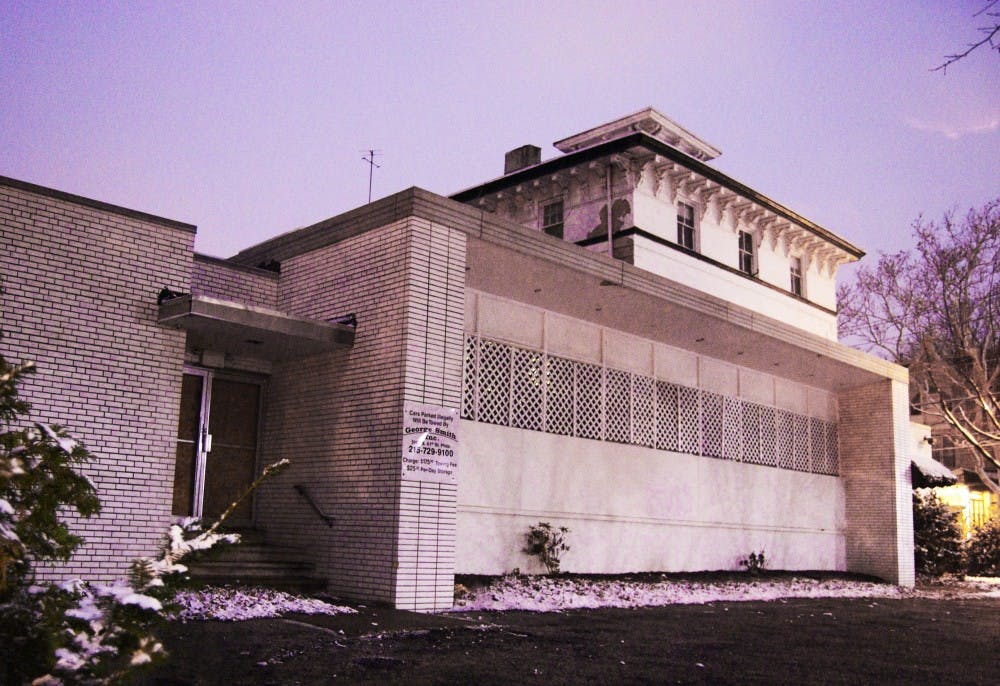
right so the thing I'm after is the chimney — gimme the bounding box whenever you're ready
[504,144,541,175]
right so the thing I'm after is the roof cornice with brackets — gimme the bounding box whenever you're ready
[451,131,864,267]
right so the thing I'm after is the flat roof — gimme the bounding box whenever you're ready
[0,175,197,233]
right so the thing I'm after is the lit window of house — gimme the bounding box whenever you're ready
[541,200,564,238]
[790,257,804,296]
[677,202,696,250]
[738,230,755,275]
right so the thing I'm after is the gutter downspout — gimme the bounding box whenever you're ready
[606,163,614,258]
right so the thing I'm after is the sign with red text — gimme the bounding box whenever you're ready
[401,402,459,483]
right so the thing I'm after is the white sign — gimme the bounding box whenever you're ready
[401,402,459,483]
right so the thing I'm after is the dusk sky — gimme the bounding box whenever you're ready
[3,1,997,282]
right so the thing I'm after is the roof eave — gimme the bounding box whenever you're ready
[450,132,864,259]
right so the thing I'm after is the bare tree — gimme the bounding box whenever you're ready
[838,198,1000,493]
[934,1,1000,72]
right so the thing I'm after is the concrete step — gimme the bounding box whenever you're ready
[198,543,314,564]
[188,570,328,594]
[187,559,315,577]
[186,528,326,594]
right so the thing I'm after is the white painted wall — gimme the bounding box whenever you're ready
[468,290,839,420]
[631,188,840,314]
[629,237,839,340]
[480,158,848,337]
[455,422,847,574]
[457,290,846,574]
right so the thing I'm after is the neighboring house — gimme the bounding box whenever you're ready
[915,414,999,536]
[933,473,998,537]
[909,370,1000,534]
[1,109,916,611]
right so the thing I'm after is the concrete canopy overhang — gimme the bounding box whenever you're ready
[465,235,905,394]
[158,294,354,361]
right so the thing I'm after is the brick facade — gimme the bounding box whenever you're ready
[838,379,915,585]
[251,217,465,611]
[192,254,278,309]
[0,177,193,581]
[2,171,915,603]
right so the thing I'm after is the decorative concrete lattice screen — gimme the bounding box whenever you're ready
[462,335,839,476]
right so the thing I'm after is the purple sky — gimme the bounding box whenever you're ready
[3,1,997,281]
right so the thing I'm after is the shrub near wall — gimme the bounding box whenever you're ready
[966,517,1000,576]
[912,491,964,576]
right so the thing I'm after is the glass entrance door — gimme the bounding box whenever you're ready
[172,370,262,523]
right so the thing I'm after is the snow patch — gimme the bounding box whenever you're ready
[172,586,357,622]
[37,422,78,453]
[96,581,164,612]
[452,575,912,612]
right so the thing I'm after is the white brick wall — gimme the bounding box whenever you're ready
[838,378,915,586]
[252,217,466,611]
[0,179,193,582]
[191,254,278,308]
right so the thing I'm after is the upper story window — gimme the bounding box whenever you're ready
[790,257,804,296]
[541,200,564,239]
[676,202,696,250]
[738,230,756,275]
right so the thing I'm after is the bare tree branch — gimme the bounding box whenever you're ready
[933,1,1000,72]
[839,198,1000,492]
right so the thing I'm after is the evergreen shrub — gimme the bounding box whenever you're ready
[912,490,964,576]
[966,516,1000,576]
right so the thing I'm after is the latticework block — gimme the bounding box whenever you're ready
[477,339,511,426]
[605,369,631,444]
[576,362,603,440]
[678,386,700,454]
[655,381,679,451]
[544,355,575,436]
[702,391,725,458]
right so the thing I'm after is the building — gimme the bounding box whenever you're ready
[912,405,999,535]
[1,109,916,611]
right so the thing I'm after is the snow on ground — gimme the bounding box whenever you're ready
[172,586,356,621]
[451,574,1000,613]
[168,575,1000,621]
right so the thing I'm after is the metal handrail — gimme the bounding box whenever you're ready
[293,484,335,527]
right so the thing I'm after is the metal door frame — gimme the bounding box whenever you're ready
[179,366,265,521]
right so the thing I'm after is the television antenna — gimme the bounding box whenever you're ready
[361,149,381,203]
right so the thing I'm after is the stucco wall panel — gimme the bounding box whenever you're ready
[739,368,775,405]
[602,330,653,376]
[809,386,839,422]
[457,422,846,575]
[544,312,602,363]
[477,292,544,349]
[774,378,809,414]
[698,357,738,396]
[654,344,698,386]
